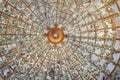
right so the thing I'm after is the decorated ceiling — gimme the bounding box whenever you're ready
[0,0,120,80]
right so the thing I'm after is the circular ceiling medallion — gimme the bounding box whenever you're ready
[48,27,64,44]
[44,23,67,47]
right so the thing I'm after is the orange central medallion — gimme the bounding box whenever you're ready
[48,28,64,43]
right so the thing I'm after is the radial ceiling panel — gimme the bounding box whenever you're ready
[0,0,120,80]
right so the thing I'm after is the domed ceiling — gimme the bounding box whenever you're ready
[0,0,120,80]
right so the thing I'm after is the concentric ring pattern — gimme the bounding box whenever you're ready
[0,0,120,80]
